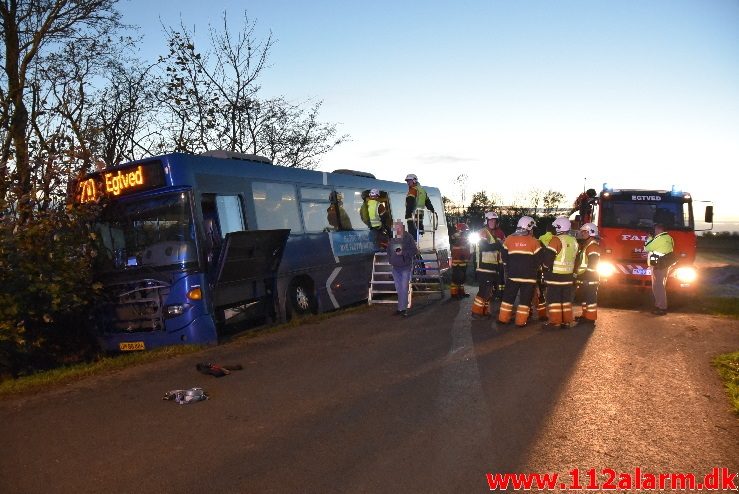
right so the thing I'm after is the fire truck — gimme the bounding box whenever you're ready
[571,185,713,292]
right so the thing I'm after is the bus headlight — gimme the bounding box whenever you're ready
[166,304,185,316]
[673,266,697,284]
[467,231,481,245]
[597,261,616,277]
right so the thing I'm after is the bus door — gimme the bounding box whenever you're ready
[201,193,247,273]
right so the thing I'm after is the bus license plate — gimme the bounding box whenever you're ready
[632,267,651,276]
[119,341,145,351]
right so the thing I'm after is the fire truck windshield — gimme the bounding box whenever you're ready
[600,199,693,230]
[93,191,197,272]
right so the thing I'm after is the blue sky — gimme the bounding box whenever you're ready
[121,0,739,228]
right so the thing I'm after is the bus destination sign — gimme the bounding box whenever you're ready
[77,161,166,203]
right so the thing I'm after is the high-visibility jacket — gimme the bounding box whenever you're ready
[477,227,503,273]
[577,237,601,281]
[538,231,554,247]
[502,233,542,283]
[548,234,578,274]
[644,232,674,267]
[366,199,382,228]
[405,184,433,219]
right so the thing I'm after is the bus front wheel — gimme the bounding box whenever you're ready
[287,278,316,317]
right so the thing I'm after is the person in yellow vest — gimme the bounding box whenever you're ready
[472,212,505,317]
[404,173,435,239]
[497,216,542,327]
[362,188,390,248]
[541,217,579,328]
[450,223,472,299]
[575,222,601,326]
[644,223,676,315]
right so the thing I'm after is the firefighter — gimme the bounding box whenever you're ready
[327,191,352,230]
[497,216,542,327]
[576,222,601,326]
[471,212,505,317]
[533,222,557,320]
[541,217,579,328]
[362,188,390,248]
[404,173,435,239]
[450,223,471,299]
[644,222,676,316]
[570,188,598,224]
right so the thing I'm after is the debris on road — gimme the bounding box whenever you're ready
[196,362,244,377]
[163,388,209,404]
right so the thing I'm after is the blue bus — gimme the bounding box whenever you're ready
[74,151,449,351]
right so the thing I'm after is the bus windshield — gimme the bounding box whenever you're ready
[94,191,198,272]
[600,200,693,230]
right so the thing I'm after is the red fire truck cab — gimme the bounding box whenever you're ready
[572,185,713,292]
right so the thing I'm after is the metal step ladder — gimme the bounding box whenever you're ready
[412,249,448,299]
[368,251,412,307]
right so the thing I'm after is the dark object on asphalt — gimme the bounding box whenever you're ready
[651,308,667,316]
[163,388,209,404]
[196,362,244,377]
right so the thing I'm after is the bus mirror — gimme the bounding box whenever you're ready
[704,205,713,223]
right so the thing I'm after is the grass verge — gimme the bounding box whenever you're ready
[0,344,205,398]
[698,297,739,318]
[712,351,739,415]
[0,303,373,398]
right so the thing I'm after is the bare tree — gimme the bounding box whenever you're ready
[159,12,347,168]
[0,0,122,216]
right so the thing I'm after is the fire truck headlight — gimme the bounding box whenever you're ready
[467,231,481,245]
[597,261,616,277]
[673,266,697,284]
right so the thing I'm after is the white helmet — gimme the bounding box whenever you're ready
[517,216,536,231]
[552,216,571,234]
[484,211,498,220]
[405,173,418,182]
[580,222,598,236]
[369,188,380,197]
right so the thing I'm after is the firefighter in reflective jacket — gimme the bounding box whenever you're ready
[404,173,435,238]
[541,217,579,328]
[450,223,471,299]
[576,222,601,325]
[472,212,505,317]
[533,222,557,320]
[644,223,676,316]
[497,216,542,327]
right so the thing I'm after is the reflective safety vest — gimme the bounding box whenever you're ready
[577,238,600,275]
[408,184,428,211]
[539,231,554,247]
[477,228,502,272]
[644,232,674,266]
[552,234,578,274]
[366,199,382,228]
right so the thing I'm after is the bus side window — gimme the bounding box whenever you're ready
[336,188,367,231]
[253,182,302,232]
[300,187,332,232]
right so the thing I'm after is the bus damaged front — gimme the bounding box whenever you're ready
[91,189,218,351]
[594,191,699,292]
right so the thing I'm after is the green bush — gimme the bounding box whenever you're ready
[0,202,103,378]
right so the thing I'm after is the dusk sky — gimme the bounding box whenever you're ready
[121,0,739,230]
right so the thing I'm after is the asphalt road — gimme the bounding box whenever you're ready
[1,293,738,494]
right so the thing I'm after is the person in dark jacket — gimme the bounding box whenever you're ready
[386,220,419,316]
